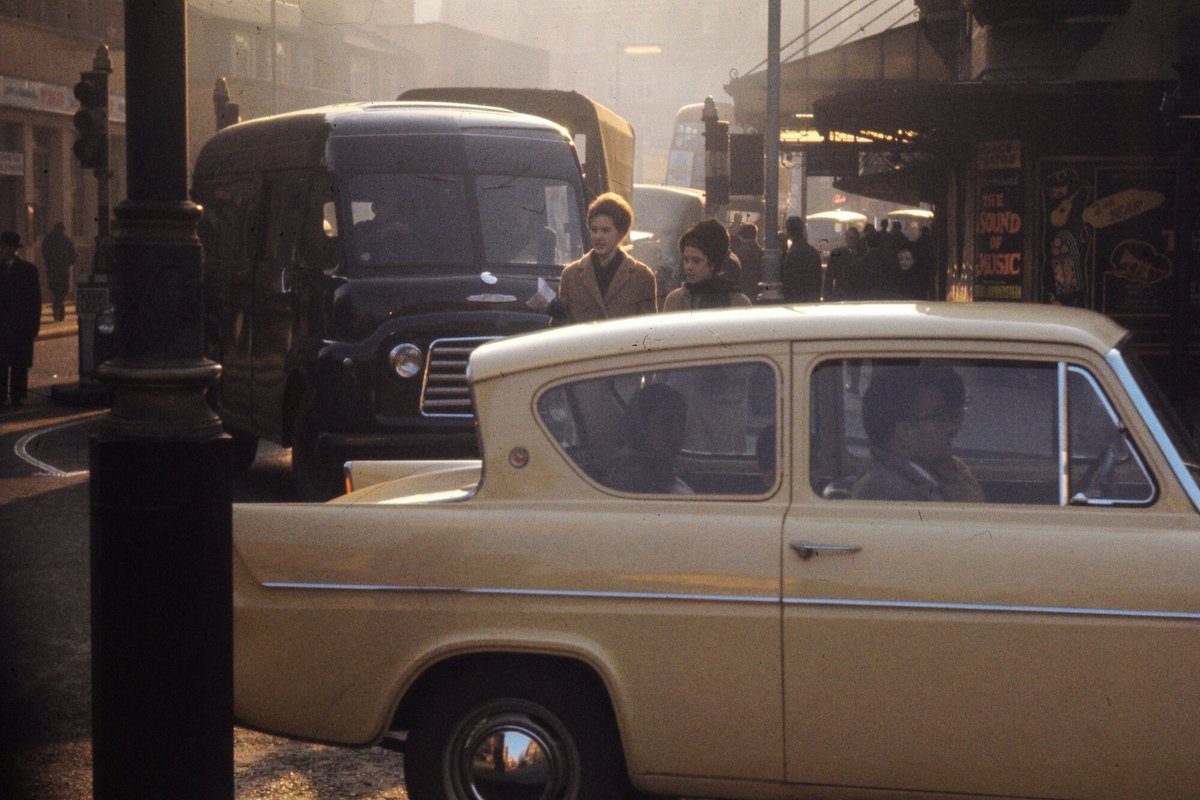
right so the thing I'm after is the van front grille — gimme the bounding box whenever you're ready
[419,336,500,417]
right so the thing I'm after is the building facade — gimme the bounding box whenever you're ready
[729,0,1200,430]
[0,0,127,279]
[1,0,552,291]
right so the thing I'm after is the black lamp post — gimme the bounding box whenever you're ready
[90,1,233,798]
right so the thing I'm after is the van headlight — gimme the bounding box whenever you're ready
[389,343,423,379]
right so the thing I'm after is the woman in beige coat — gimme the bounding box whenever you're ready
[663,218,752,312]
[555,193,657,323]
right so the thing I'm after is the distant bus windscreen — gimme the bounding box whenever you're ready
[666,102,738,190]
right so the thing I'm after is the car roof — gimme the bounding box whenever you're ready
[469,302,1128,382]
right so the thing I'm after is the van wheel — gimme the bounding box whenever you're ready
[225,426,259,475]
[291,391,340,500]
[404,670,629,800]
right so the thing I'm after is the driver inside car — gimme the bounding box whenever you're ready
[852,364,983,502]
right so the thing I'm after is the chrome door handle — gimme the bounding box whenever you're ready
[790,540,862,560]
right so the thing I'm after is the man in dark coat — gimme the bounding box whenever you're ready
[825,226,865,300]
[781,216,822,302]
[40,221,77,322]
[0,231,42,406]
[731,223,764,300]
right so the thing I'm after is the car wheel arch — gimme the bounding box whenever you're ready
[389,650,628,749]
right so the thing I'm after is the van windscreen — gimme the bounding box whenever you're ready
[476,175,583,266]
[349,173,475,268]
[347,173,583,271]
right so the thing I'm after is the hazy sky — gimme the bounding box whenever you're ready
[413,0,439,23]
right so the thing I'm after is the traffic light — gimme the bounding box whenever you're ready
[729,133,764,196]
[73,69,108,171]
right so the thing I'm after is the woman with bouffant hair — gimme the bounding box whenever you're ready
[663,218,751,312]
[553,192,658,323]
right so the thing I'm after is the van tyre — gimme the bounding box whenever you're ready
[226,426,259,475]
[290,390,340,500]
[404,670,630,800]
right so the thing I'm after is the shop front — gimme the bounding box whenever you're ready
[807,78,1200,430]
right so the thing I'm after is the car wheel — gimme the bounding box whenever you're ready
[290,390,340,500]
[404,670,629,800]
[225,425,259,475]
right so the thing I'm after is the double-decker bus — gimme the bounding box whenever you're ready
[665,101,740,190]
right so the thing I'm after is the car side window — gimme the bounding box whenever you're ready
[809,359,1154,506]
[538,362,777,496]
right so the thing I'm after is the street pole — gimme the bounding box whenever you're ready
[90,1,233,799]
[270,0,278,115]
[761,0,783,299]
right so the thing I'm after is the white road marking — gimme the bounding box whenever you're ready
[14,414,101,477]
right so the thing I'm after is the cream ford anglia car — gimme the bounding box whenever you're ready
[233,303,1200,800]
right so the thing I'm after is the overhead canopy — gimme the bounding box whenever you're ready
[724,22,949,134]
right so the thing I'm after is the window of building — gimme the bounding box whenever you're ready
[809,358,1154,505]
[538,362,779,497]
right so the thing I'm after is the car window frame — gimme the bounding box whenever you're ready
[532,354,786,501]
[796,343,1160,509]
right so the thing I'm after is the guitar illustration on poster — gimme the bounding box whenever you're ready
[1041,167,1093,307]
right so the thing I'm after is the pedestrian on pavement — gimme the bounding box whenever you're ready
[825,226,865,300]
[780,215,822,302]
[40,221,77,322]
[551,192,657,323]
[0,231,42,407]
[663,218,751,311]
[731,223,764,300]
[856,225,901,300]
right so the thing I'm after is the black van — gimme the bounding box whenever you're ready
[193,102,589,495]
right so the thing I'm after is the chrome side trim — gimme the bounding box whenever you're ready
[784,597,1200,621]
[1107,348,1200,513]
[257,582,1199,620]
[259,583,780,604]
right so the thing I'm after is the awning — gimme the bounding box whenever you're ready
[725,22,949,132]
[812,80,1171,151]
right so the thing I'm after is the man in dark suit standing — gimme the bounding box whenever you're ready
[0,231,42,406]
[781,216,823,302]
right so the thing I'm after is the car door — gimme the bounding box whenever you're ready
[782,342,1200,799]
[530,351,789,782]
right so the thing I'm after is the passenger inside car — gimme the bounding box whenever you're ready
[605,383,693,494]
[852,364,983,502]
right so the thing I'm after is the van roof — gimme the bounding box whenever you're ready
[194,101,572,172]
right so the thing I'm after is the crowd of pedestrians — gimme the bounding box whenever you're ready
[543,192,936,326]
[818,219,934,302]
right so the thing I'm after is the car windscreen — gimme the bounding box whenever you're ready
[345,173,583,272]
[1118,342,1200,489]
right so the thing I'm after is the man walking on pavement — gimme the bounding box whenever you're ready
[0,231,42,407]
[781,215,823,302]
[40,221,76,322]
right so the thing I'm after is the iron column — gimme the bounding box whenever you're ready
[90,1,233,798]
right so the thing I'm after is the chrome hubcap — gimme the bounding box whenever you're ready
[449,706,579,800]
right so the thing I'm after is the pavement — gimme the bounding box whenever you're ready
[37,301,79,341]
